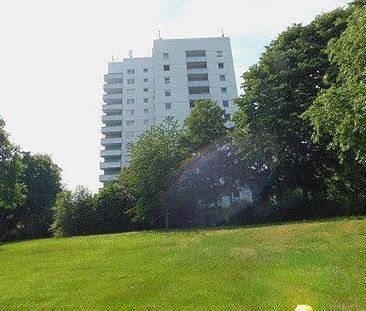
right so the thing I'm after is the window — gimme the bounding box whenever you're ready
[143,68,148,73]
[126,120,135,126]
[165,116,174,123]
[163,53,169,59]
[164,65,170,71]
[165,90,171,97]
[165,102,171,110]
[144,78,148,83]
[143,98,149,103]
[143,108,149,114]
[126,89,134,95]
[220,75,226,81]
[127,109,135,116]
[144,119,149,125]
[127,69,135,74]
[216,50,223,57]
[224,113,231,122]
[221,87,228,94]
[127,99,135,105]
[127,78,135,84]
[223,100,229,107]
[143,88,149,92]
[164,77,171,84]
[218,63,224,69]
[189,100,196,108]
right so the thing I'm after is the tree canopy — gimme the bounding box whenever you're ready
[304,5,366,168]
[233,8,351,203]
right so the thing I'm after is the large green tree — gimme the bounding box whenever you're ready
[18,153,62,238]
[304,5,366,171]
[121,121,188,228]
[0,118,27,240]
[184,100,226,151]
[233,7,351,204]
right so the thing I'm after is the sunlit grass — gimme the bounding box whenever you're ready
[0,218,365,310]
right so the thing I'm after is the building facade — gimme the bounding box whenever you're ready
[100,36,238,184]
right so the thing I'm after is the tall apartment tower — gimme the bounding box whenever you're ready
[100,37,238,184]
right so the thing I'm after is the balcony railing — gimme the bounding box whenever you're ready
[100,149,122,157]
[102,104,122,112]
[102,115,122,122]
[100,161,121,169]
[188,93,211,101]
[104,73,123,83]
[103,93,123,102]
[186,68,209,75]
[104,83,123,94]
[99,174,119,182]
[101,137,122,145]
[188,80,210,87]
[186,56,207,62]
[101,126,122,134]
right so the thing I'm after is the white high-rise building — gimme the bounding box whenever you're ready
[100,36,238,183]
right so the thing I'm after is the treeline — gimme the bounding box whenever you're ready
[1,1,365,240]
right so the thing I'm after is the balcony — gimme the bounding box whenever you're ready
[100,161,121,169]
[188,93,211,101]
[104,83,123,94]
[99,174,119,182]
[186,56,207,62]
[101,137,122,145]
[103,93,123,104]
[102,104,122,113]
[186,68,209,75]
[101,126,122,134]
[104,73,123,83]
[185,50,206,57]
[101,149,122,157]
[188,80,210,87]
[102,115,122,122]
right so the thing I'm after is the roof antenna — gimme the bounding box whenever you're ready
[129,50,133,58]
[158,30,162,40]
[222,27,225,37]
[112,54,114,62]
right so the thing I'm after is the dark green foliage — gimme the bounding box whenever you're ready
[0,118,27,240]
[304,5,366,168]
[17,153,62,239]
[94,182,134,233]
[51,187,96,237]
[233,8,351,206]
[184,100,226,151]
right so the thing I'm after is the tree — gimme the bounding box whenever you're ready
[233,7,351,205]
[94,182,134,233]
[303,5,366,170]
[0,118,27,240]
[51,186,96,237]
[121,121,188,228]
[184,100,226,151]
[18,153,62,239]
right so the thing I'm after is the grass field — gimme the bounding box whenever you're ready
[0,218,365,310]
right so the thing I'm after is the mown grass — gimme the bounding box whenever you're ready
[0,218,365,310]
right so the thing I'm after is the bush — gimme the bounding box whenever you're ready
[94,182,135,233]
[51,187,97,237]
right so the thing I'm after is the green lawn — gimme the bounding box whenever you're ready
[0,218,365,310]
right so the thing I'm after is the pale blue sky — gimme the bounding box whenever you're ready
[0,0,349,192]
